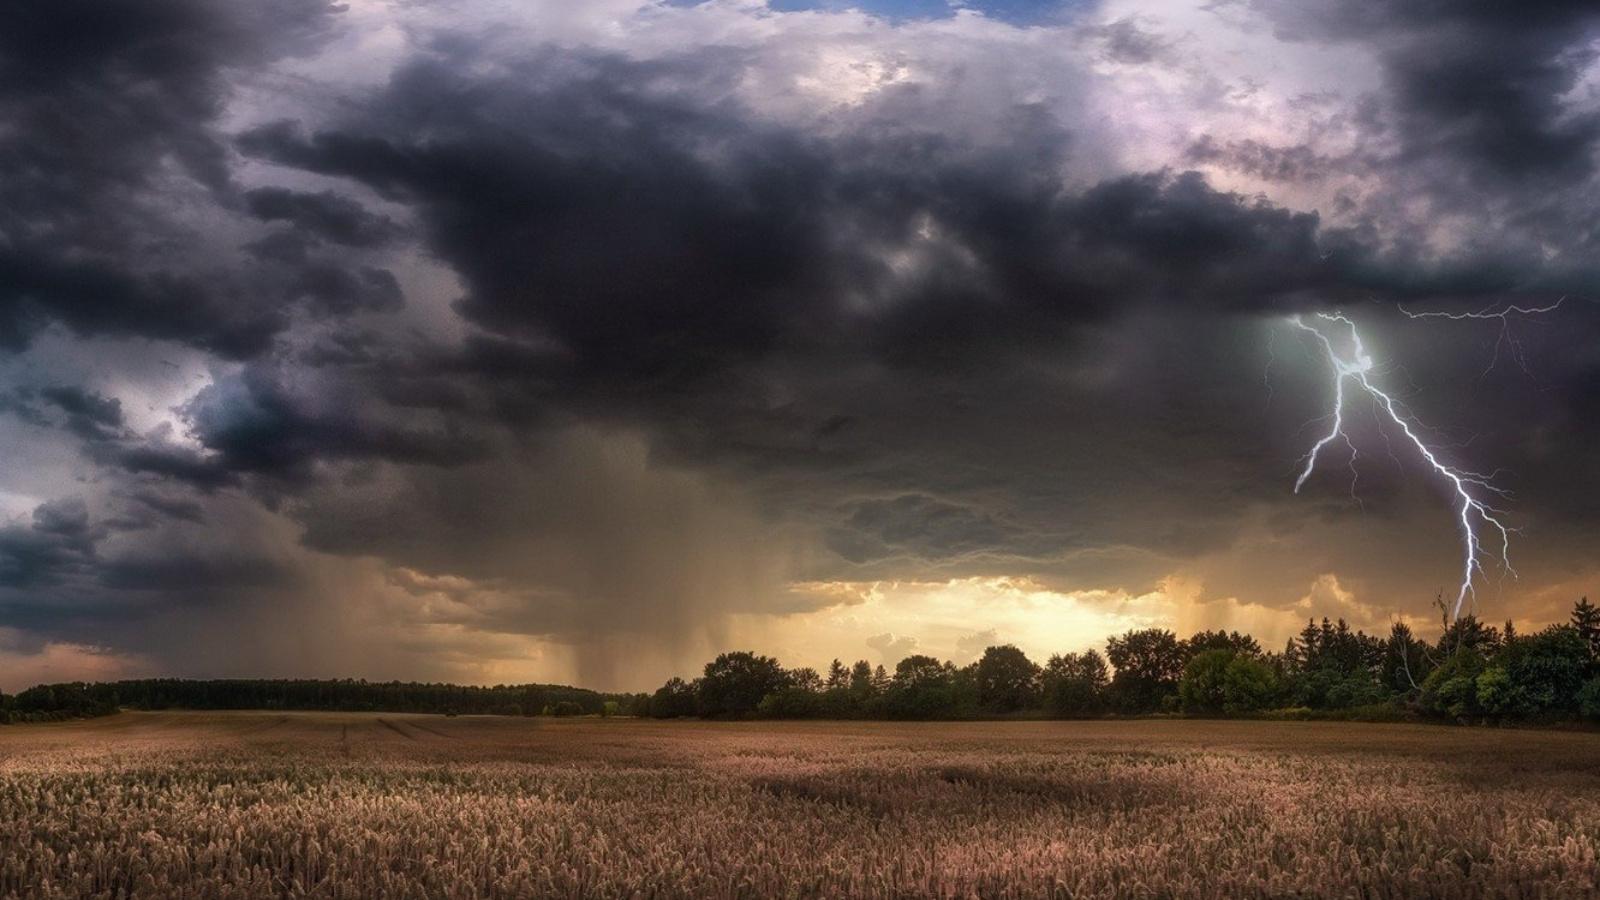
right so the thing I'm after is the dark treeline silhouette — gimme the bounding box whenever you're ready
[0,678,644,724]
[5,597,1598,727]
[637,597,1600,726]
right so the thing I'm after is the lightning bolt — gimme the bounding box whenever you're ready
[1291,312,1516,619]
[1398,295,1584,378]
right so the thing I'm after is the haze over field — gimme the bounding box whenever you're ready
[1,0,1598,691]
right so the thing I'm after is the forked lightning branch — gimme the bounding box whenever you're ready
[1289,312,1516,620]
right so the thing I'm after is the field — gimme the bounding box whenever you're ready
[1,714,1598,898]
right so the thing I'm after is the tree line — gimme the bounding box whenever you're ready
[0,678,642,724]
[636,597,1600,725]
[4,598,1597,727]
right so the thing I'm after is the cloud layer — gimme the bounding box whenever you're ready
[0,0,1596,689]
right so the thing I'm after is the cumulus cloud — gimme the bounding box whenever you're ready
[866,631,920,662]
[955,629,1002,661]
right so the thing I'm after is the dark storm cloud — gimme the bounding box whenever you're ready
[291,265,405,318]
[1256,0,1600,186]
[0,254,277,359]
[220,42,1401,612]
[111,445,240,492]
[1,1,1596,689]
[243,188,402,248]
[100,555,293,593]
[181,367,489,481]
[38,386,127,443]
[827,493,1027,565]
[223,38,1595,601]
[0,0,418,358]
[129,491,207,525]
[237,52,1345,391]
[0,500,99,590]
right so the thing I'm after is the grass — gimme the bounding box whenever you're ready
[1,712,1598,898]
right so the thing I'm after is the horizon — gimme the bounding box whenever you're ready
[0,605,1569,697]
[2,0,1598,694]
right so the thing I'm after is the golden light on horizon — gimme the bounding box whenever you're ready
[743,571,1425,672]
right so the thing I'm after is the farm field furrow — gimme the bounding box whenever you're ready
[1,713,1597,899]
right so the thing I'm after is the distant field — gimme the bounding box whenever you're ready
[2,714,1598,898]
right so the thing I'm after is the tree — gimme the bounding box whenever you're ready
[872,664,892,694]
[1419,648,1490,721]
[1572,597,1600,662]
[881,655,963,719]
[698,652,791,718]
[893,655,951,690]
[1381,621,1432,695]
[849,660,876,702]
[1106,629,1186,713]
[1579,676,1600,721]
[1285,618,1384,709]
[1179,649,1235,714]
[1436,614,1500,658]
[1476,625,1589,719]
[758,686,823,718]
[1042,651,1109,718]
[825,659,849,691]
[788,667,823,693]
[648,677,699,719]
[975,645,1040,713]
[1185,630,1261,658]
[1221,654,1279,713]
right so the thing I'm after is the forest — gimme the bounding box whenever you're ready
[637,598,1600,725]
[4,598,1598,727]
[0,678,635,724]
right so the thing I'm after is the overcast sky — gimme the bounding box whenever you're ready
[1,0,1597,691]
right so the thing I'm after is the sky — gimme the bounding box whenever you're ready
[1,0,1598,692]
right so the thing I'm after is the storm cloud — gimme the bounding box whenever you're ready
[0,0,1596,689]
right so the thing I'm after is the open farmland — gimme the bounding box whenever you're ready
[1,714,1598,898]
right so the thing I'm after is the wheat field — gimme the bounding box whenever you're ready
[0,713,1597,898]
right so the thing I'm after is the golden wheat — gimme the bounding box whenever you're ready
[0,713,1596,898]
